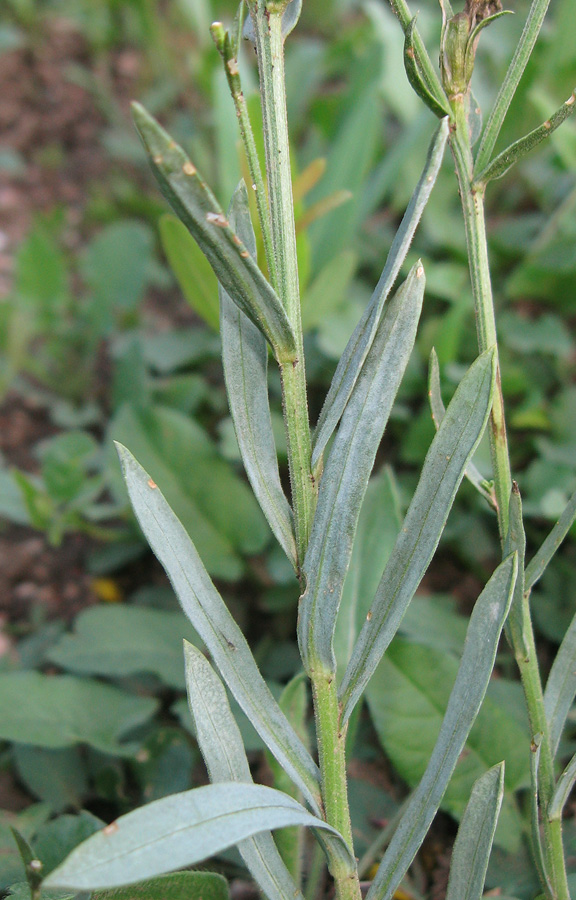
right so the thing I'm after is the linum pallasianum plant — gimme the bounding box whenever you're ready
[38,1,576,900]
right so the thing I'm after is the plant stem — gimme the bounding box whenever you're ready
[449,95,570,900]
[448,98,512,540]
[251,11,360,900]
[312,672,362,900]
[251,1,316,566]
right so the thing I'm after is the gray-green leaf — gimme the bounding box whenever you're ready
[298,264,425,675]
[131,103,296,359]
[44,783,351,890]
[544,610,576,757]
[340,348,497,722]
[220,183,296,566]
[312,119,448,468]
[184,642,304,900]
[445,765,505,900]
[365,553,518,900]
[116,444,321,813]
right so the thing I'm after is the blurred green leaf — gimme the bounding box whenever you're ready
[48,605,200,689]
[366,638,529,851]
[159,214,219,330]
[0,672,158,755]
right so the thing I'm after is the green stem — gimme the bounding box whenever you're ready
[251,1,316,566]
[249,10,358,900]
[474,0,552,175]
[212,20,278,289]
[449,96,569,900]
[449,98,512,540]
[311,672,362,900]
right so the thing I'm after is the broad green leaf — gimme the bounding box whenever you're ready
[299,265,425,675]
[312,120,448,468]
[47,606,199,690]
[33,812,104,878]
[116,445,321,812]
[44,783,352,890]
[445,765,505,900]
[365,554,518,900]
[544,610,576,756]
[110,403,269,580]
[131,103,295,359]
[159,215,219,330]
[220,184,296,566]
[185,643,304,900]
[340,349,497,722]
[0,672,158,756]
[16,226,68,313]
[366,639,529,851]
[93,871,229,900]
[82,221,154,320]
[334,468,402,678]
[13,746,88,812]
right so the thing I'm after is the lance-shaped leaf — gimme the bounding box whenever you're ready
[220,184,296,567]
[131,103,296,360]
[474,90,576,185]
[116,445,321,812]
[340,348,496,722]
[429,348,495,507]
[524,484,576,591]
[445,764,505,900]
[404,17,451,118]
[312,120,448,469]
[528,733,551,894]
[503,483,529,658]
[544,610,576,757]
[298,264,425,675]
[549,750,576,822]
[184,642,305,900]
[365,554,518,900]
[44,783,352,891]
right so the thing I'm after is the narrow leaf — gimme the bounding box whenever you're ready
[365,554,518,900]
[528,733,551,894]
[220,183,296,566]
[404,17,451,118]
[184,642,304,900]
[503,483,529,658]
[549,750,576,821]
[44,783,352,890]
[445,764,505,900]
[474,90,576,185]
[131,103,296,359]
[428,349,494,505]
[340,349,497,722]
[524,484,576,590]
[298,265,425,675]
[312,120,448,469]
[543,610,576,756]
[116,444,321,812]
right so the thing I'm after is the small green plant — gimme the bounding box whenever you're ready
[21,0,576,898]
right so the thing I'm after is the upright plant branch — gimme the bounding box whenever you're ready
[443,7,570,895]
[247,6,358,900]
[249,0,316,565]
